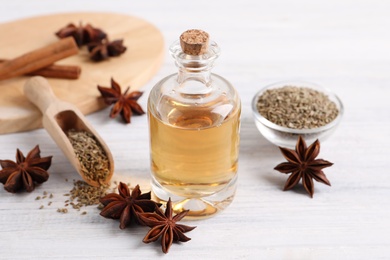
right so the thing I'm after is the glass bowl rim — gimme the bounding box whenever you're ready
[251,80,344,134]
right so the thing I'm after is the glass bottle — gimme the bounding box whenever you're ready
[147,29,240,218]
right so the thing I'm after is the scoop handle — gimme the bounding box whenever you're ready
[23,76,59,113]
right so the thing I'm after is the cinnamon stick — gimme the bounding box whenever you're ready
[0,60,81,79]
[0,37,79,80]
[28,64,81,79]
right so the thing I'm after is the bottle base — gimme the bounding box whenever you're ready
[151,176,237,220]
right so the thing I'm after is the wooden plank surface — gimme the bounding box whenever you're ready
[0,1,390,259]
[0,12,164,134]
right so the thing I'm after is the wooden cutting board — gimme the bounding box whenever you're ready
[0,12,164,134]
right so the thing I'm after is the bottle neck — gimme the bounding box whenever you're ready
[177,63,212,85]
[169,39,220,94]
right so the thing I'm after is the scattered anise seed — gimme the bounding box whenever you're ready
[274,136,333,198]
[138,198,196,254]
[99,183,161,229]
[0,145,52,193]
[97,78,145,123]
[57,208,68,213]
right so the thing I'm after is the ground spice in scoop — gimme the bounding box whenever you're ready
[67,129,110,184]
[257,86,339,129]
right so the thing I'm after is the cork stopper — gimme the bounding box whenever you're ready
[180,29,209,55]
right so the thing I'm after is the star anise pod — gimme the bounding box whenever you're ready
[138,198,196,254]
[88,39,127,61]
[55,22,107,47]
[274,136,333,198]
[0,145,52,193]
[99,182,161,229]
[97,78,145,123]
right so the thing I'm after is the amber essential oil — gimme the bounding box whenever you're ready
[149,104,240,197]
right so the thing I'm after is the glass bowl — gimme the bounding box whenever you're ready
[251,81,344,148]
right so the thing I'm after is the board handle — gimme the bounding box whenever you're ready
[24,76,59,113]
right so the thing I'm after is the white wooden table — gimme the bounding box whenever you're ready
[1,1,390,259]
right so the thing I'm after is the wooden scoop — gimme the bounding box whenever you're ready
[23,76,114,187]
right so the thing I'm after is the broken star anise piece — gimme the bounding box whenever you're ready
[55,22,107,47]
[274,136,333,198]
[0,145,52,193]
[88,39,127,61]
[138,198,196,254]
[100,183,161,229]
[97,78,145,123]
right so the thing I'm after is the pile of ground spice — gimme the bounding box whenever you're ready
[257,86,339,129]
[65,180,109,211]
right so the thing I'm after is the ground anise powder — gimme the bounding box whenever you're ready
[257,86,339,129]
